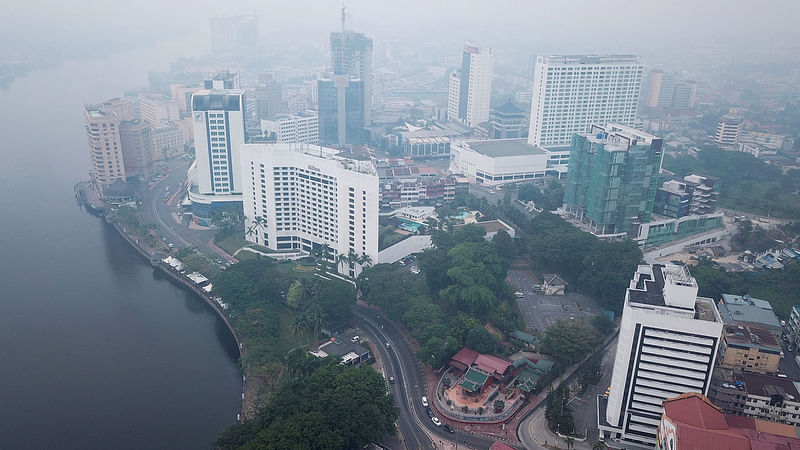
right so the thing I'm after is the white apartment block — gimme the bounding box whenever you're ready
[241,143,379,277]
[528,55,643,147]
[599,264,723,449]
[261,111,319,144]
[190,89,246,196]
[151,125,185,160]
[138,94,180,128]
[447,42,494,127]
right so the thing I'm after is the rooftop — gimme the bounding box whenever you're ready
[540,54,641,66]
[718,294,781,330]
[466,139,546,157]
[722,324,780,352]
[739,372,800,400]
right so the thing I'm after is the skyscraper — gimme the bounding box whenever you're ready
[528,55,643,147]
[317,77,364,146]
[330,7,373,126]
[646,70,697,111]
[85,98,151,196]
[254,73,281,120]
[187,74,247,222]
[599,263,722,448]
[562,124,663,238]
[447,42,494,127]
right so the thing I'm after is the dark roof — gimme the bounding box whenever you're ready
[628,264,667,306]
[492,101,525,115]
[740,372,800,399]
[317,339,369,358]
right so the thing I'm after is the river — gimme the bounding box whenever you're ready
[0,38,242,449]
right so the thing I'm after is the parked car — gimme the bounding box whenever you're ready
[431,417,442,427]
[421,396,428,407]
[443,424,455,433]
[426,407,434,418]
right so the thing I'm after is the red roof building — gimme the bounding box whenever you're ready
[658,393,800,450]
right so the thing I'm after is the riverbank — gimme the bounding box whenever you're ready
[108,217,261,421]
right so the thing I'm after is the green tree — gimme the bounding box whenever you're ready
[216,361,399,449]
[543,319,600,362]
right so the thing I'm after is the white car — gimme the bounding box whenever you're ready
[431,416,442,426]
[421,396,429,407]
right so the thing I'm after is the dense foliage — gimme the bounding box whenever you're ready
[216,357,398,449]
[515,180,565,212]
[358,225,523,368]
[545,383,575,435]
[691,260,800,319]
[542,319,602,363]
[524,212,642,312]
[213,259,355,375]
[664,146,800,218]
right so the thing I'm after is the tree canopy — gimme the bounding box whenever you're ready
[216,358,398,449]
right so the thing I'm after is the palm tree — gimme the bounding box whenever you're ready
[592,441,606,450]
[244,216,267,241]
[355,253,373,278]
[289,316,309,348]
[565,436,575,450]
[305,303,325,349]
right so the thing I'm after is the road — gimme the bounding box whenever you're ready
[138,158,233,262]
[352,305,499,450]
[518,336,617,450]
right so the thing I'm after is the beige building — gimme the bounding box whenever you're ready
[151,126,185,161]
[119,120,153,178]
[715,114,743,146]
[85,103,126,193]
[138,93,180,128]
[719,324,782,374]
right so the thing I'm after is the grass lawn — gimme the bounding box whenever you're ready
[216,235,252,256]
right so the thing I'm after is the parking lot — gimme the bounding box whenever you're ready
[508,269,601,332]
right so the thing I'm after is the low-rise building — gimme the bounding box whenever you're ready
[719,324,782,374]
[260,110,319,144]
[657,392,800,450]
[489,101,527,139]
[717,294,782,336]
[448,139,569,185]
[310,338,371,366]
[715,115,743,146]
[708,370,800,427]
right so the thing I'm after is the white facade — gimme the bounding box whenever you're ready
[261,111,319,144]
[601,264,723,449]
[151,125,185,160]
[528,55,643,147]
[191,89,246,196]
[241,143,379,276]
[138,94,180,128]
[448,139,569,185]
[447,43,494,127]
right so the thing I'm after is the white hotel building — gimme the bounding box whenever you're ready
[528,55,644,147]
[598,264,723,448]
[240,143,379,276]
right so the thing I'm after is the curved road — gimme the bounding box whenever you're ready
[353,305,499,450]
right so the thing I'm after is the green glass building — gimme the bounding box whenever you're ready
[563,124,664,238]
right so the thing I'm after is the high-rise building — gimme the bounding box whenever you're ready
[528,55,643,147]
[204,71,240,90]
[317,77,365,146]
[119,119,153,179]
[562,124,664,238]
[261,111,319,144]
[209,14,258,54]
[330,20,373,126]
[240,143,379,277]
[599,264,723,448]
[715,114,743,146]
[646,70,697,111]
[254,73,282,120]
[187,75,247,222]
[138,94,180,128]
[85,102,126,194]
[447,42,494,127]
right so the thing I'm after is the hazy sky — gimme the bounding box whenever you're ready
[2,0,800,64]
